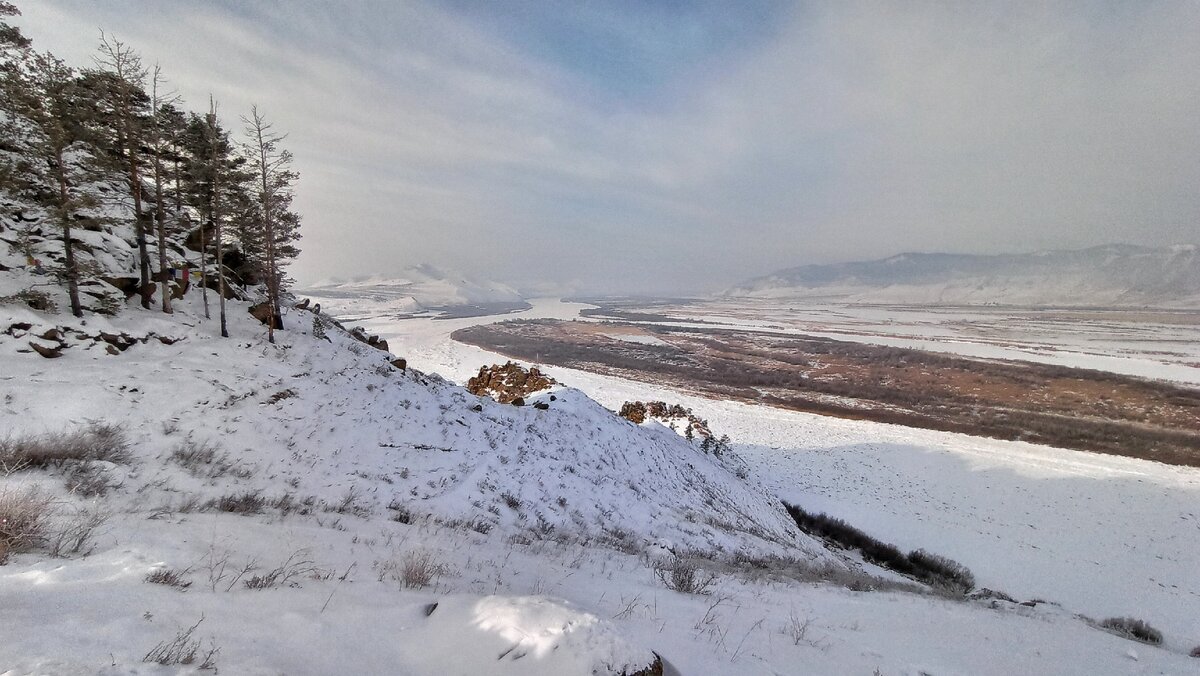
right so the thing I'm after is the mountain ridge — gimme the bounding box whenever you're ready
[726,244,1200,307]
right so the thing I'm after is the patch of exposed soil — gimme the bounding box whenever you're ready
[453,319,1200,467]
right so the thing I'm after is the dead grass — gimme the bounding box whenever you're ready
[208,491,266,515]
[171,439,251,479]
[143,616,218,669]
[145,567,193,590]
[0,487,53,562]
[0,423,131,470]
[1098,617,1163,645]
[653,560,718,595]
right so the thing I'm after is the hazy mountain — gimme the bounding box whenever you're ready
[301,264,528,318]
[726,244,1200,307]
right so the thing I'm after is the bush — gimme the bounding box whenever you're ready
[244,551,316,590]
[400,550,447,589]
[0,488,53,561]
[143,616,218,669]
[145,568,193,590]
[653,561,718,595]
[64,461,117,497]
[783,502,975,594]
[0,423,130,470]
[49,503,108,557]
[1099,617,1163,645]
[171,439,250,479]
[908,549,976,593]
[209,491,265,514]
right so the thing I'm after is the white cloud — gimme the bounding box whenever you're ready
[14,1,1200,293]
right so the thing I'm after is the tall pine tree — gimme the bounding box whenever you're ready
[243,106,300,344]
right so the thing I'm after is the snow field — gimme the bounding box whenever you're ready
[2,294,1199,673]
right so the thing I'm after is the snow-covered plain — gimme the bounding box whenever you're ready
[2,294,1199,674]
[580,299,1200,386]
[363,299,1200,652]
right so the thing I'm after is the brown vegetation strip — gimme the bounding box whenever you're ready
[452,319,1200,467]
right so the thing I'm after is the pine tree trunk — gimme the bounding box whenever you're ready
[154,155,171,314]
[56,150,81,317]
[212,133,228,338]
[130,158,152,309]
[258,141,276,344]
[198,214,210,319]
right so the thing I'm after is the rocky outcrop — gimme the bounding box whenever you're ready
[618,401,713,439]
[466,362,556,404]
[248,302,283,329]
[5,321,183,358]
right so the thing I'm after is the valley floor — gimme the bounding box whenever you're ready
[360,298,1200,649]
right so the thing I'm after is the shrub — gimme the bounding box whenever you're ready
[143,616,218,669]
[401,549,447,589]
[500,491,522,511]
[64,461,117,497]
[49,503,108,557]
[1099,617,1163,645]
[653,561,718,595]
[0,423,130,469]
[209,491,265,514]
[908,549,976,593]
[145,568,192,590]
[171,439,250,479]
[783,502,974,594]
[0,488,53,561]
[244,551,316,590]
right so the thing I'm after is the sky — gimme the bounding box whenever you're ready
[12,1,1200,295]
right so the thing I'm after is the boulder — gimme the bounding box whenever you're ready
[28,341,62,358]
[391,358,407,370]
[101,276,140,299]
[466,362,557,404]
[248,302,284,329]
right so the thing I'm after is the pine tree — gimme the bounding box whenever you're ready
[148,65,181,314]
[0,51,101,317]
[243,106,301,344]
[91,33,153,308]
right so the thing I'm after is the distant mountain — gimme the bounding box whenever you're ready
[301,264,528,318]
[726,244,1200,307]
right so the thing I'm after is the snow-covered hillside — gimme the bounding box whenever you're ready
[727,244,1200,307]
[6,293,1200,673]
[300,264,528,319]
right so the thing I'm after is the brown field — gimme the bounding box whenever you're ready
[452,319,1200,467]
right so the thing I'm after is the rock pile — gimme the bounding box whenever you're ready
[466,362,556,405]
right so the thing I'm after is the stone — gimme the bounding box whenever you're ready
[248,302,283,329]
[532,401,549,410]
[28,341,62,358]
[391,358,407,370]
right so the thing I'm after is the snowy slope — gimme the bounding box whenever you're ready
[300,263,527,318]
[4,294,1200,673]
[727,244,1200,307]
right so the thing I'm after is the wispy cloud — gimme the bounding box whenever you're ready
[15,1,1200,293]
